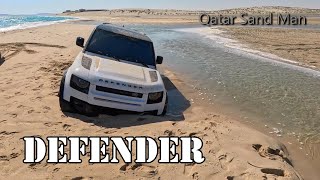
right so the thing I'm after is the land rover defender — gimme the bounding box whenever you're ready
[59,24,167,116]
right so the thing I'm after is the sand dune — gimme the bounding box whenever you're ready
[61,6,320,25]
[63,6,320,16]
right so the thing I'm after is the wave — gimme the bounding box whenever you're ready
[0,17,76,32]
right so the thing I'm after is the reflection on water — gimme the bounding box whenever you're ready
[127,24,320,157]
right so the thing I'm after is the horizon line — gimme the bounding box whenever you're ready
[3,6,320,15]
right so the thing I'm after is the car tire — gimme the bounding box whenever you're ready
[160,94,168,116]
[59,71,75,113]
[73,101,99,117]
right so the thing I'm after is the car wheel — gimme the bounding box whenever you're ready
[72,100,99,117]
[160,94,168,116]
[59,71,75,113]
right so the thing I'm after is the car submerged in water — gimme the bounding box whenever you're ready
[59,24,167,116]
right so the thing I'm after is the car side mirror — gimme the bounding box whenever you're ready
[76,37,85,47]
[156,56,163,64]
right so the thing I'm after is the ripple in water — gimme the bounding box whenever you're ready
[128,24,320,157]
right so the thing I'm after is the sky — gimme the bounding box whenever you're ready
[1,0,320,14]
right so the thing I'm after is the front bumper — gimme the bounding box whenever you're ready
[64,83,166,115]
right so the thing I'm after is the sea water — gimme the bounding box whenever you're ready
[0,15,74,32]
[125,24,320,158]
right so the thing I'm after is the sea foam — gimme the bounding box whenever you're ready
[0,15,75,32]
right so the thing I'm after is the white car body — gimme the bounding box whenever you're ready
[61,25,167,115]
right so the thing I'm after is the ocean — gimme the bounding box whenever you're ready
[0,15,75,32]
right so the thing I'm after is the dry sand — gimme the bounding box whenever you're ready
[66,12,199,24]
[0,15,318,179]
[62,7,320,25]
[63,7,320,16]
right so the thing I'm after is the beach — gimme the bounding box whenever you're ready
[1,9,320,179]
[221,26,320,70]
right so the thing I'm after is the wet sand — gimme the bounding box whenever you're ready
[221,26,320,70]
[0,18,318,179]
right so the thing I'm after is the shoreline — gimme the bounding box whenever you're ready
[177,26,320,74]
[173,25,320,172]
[221,26,320,71]
[0,19,318,179]
[0,15,78,33]
[163,63,320,179]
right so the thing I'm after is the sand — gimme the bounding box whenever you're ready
[0,12,319,179]
[62,7,320,25]
[221,26,320,70]
[63,7,320,16]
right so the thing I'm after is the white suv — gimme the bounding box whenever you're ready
[59,24,167,116]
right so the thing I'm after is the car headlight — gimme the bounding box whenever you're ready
[147,91,164,104]
[70,74,90,94]
[81,56,92,70]
[149,71,158,82]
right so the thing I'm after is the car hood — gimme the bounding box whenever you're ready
[93,57,147,83]
[81,53,163,92]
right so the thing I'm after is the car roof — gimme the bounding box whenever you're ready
[96,24,152,42]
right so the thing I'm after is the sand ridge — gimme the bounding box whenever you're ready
[61,6,320,25]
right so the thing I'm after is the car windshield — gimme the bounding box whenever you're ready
[85,28,156,66]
